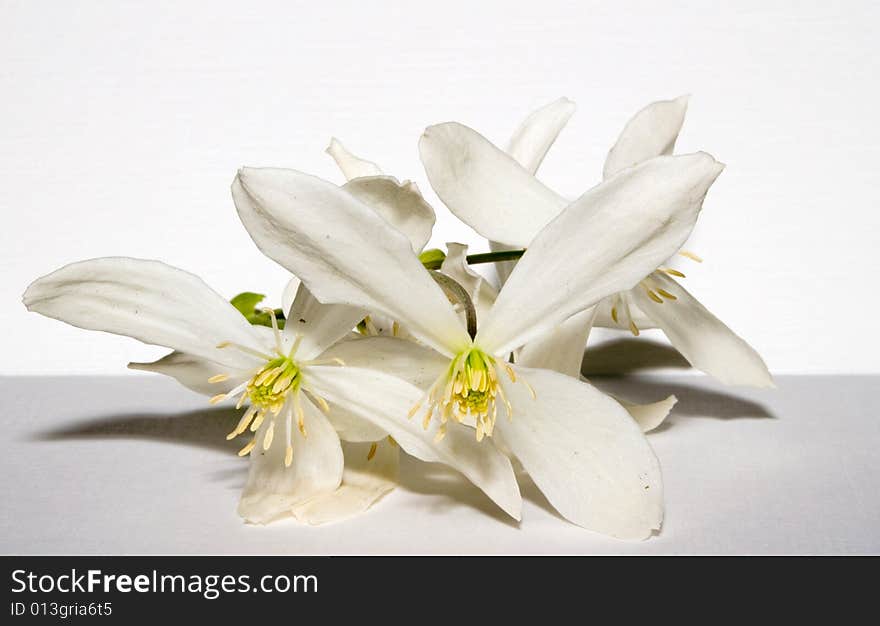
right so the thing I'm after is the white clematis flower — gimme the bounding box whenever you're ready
[232,149,723,539]
[22,257,521,523]
[419,98,773,388]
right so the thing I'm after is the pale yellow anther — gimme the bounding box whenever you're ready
[250,410,266,432]
[662,268,686,278]
[657,288,677,300]
[504,364,517,383]
[262,421,275,450]
[434,424,447,443]
[312,393,330,414]
[629,321,640,336]
[284,445,294,468]
[367,442,378,461]
[611,307,619,323]
[646,289,664,304]
[678,250,703,262]
[238,438,256,457]
[208,373,229,384]
[209,393,227,405]
[392,321,400,337]
[387,435,397,447]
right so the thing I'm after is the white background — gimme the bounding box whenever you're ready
[1,0,877,375]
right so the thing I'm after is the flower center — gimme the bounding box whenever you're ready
[247,356,302,414]
[410,347,534,442]
[207,308,340,468]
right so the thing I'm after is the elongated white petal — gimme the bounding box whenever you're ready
[281,276,301,316]
[282,282,364,361]
[306,364,522,520]
[419,122,568,248]
[604,96,689,179]
[326,137,383,179]
[516,308,595,377]
[476,153,724,356]
[128,351,247,396]
[289,440,398,525]
[615,395,677,433]
[491,98,577,285]
[238,396,344,524]
[630,273,774,387]
[319,335,448,390]
[507,97,577,174]
[440,242,499,326]
[234,169,470,357]
[343,176,435,252]
[23,257,268,371]
[495,367,662,539]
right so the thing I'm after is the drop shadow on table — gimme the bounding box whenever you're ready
[583,339,776,428]
[32,407,555,525]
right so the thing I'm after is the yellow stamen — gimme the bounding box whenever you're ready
[656,288,677,300]
[263,421,275,450]
[208,373,229,383]
[646,288,663,304]
[661,268,686,278]
[629,320,640,336]
[209,393,227,405]
[678,250,703,262]
[367,442,378,461]
[611,307,619,323]
[238,438,256,457]
[284,445,294,467]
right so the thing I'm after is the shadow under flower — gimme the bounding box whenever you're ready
[33,407,244,454]
[582,338,691,376]
[33,406,537,525]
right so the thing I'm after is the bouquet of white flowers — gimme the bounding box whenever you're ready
[22,97,770,540]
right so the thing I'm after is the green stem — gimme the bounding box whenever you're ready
[465,249,525,265]
[420,249,526,270]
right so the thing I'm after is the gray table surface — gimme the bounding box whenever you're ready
[1,374,877,554]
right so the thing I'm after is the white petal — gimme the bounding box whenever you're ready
[289,440,398,525]
[319,335,448,390]
[306,364,522,520]
[419,122,568,248]
[343,176,435,252]
[495,367,662,539]
[23,257,268,370]
[440,242,498,326]
[234,169,470,357]
[326,137,383,179]
[281,276,301,316]
[128,351,247,396]
[516,308,595,378]
[630,273,774,387]
[507,97,577,174]
[615,395,677,433]
[238,396,344,524]
[282,282,364,361]
[603,95,690,179]
[490,98,577,285]
[476,153,724,357]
